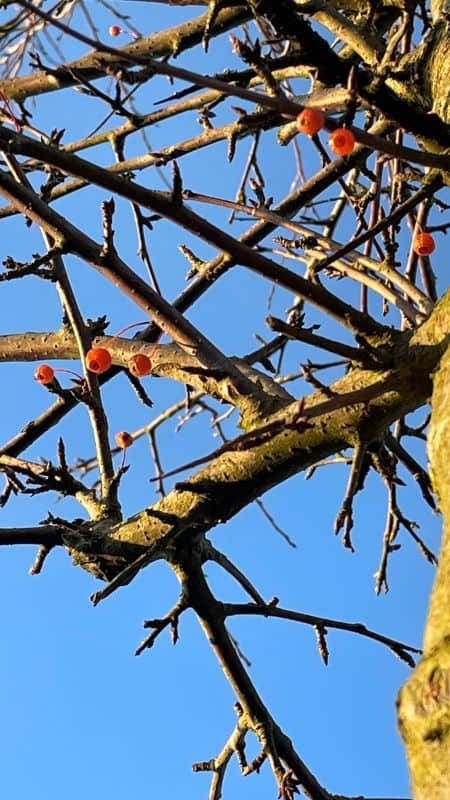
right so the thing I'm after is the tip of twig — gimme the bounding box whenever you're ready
[90,591,101,606]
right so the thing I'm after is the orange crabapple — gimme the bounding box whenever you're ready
[128,353,152,377]
[34,364,55,384]
[86,347,112,374]
[296,107,325,135]
[115,431,134,449]
[413,231,435,256]
[329,128,356,156]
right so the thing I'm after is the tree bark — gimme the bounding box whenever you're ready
[398,339,450,800]
[397,18,450,789]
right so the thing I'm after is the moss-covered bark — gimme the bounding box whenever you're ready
[395,7,450,791]
[427,24,450,123]
[398,342,450,800]
[61,291,450,581]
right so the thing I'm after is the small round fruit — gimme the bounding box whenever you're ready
[115,431,133,448]
[34,364,54,384]
[109,25,122,36]
[129,353,152,377]
[296,108,325,135]
[413,232,435,256]
[86,347,112,374]
[329,128,355,156]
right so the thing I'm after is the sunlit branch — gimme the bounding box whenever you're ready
[0,165,265,422]
[0,332,291,416]
[272,246,422,324]
[184,188,433,316]
[12,0,450,166]
[305,0,381,66]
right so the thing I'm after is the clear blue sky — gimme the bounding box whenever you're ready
[0,3,446,798]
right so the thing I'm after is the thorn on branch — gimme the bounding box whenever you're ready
[229,634,252,668]
[57,437,68,471]
[192,759,216,773]
[249,175,269,208]
[110,462,130,496]
[314,625,329,666]
[179,244,206,280]
[386,432,436,511]
[19,448,93,502]
[86,315,110,337]
[388,643,416,669]
[48,128,66,147]
[227,128,238,162]
[41,512,83,533]
[40,168,67,202]
[1,249,59,281]
[126,371,153,407]
[0,481,13,508]
[171,161,183,206]
[197,105,216,131]
[202,0,221,53]
[100,198,116,258]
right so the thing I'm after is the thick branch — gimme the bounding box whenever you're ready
[0,333,291,416]
[94,295,450,585]
[0,525,63,546]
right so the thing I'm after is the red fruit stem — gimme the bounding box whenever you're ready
[110,320,148,344]
[54,367,84,380]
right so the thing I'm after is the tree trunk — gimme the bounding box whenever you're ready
[398,340,450,799]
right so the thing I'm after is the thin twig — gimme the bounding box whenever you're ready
[223,602,420,666]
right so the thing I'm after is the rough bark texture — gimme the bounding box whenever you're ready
[398,340,450,800]
[425,21,450,123]
[66,293,450,583]
[394,7,450,796]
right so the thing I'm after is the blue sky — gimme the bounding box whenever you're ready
[0,3,446,798]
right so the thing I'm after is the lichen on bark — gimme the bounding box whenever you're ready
[398,337,450,800]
